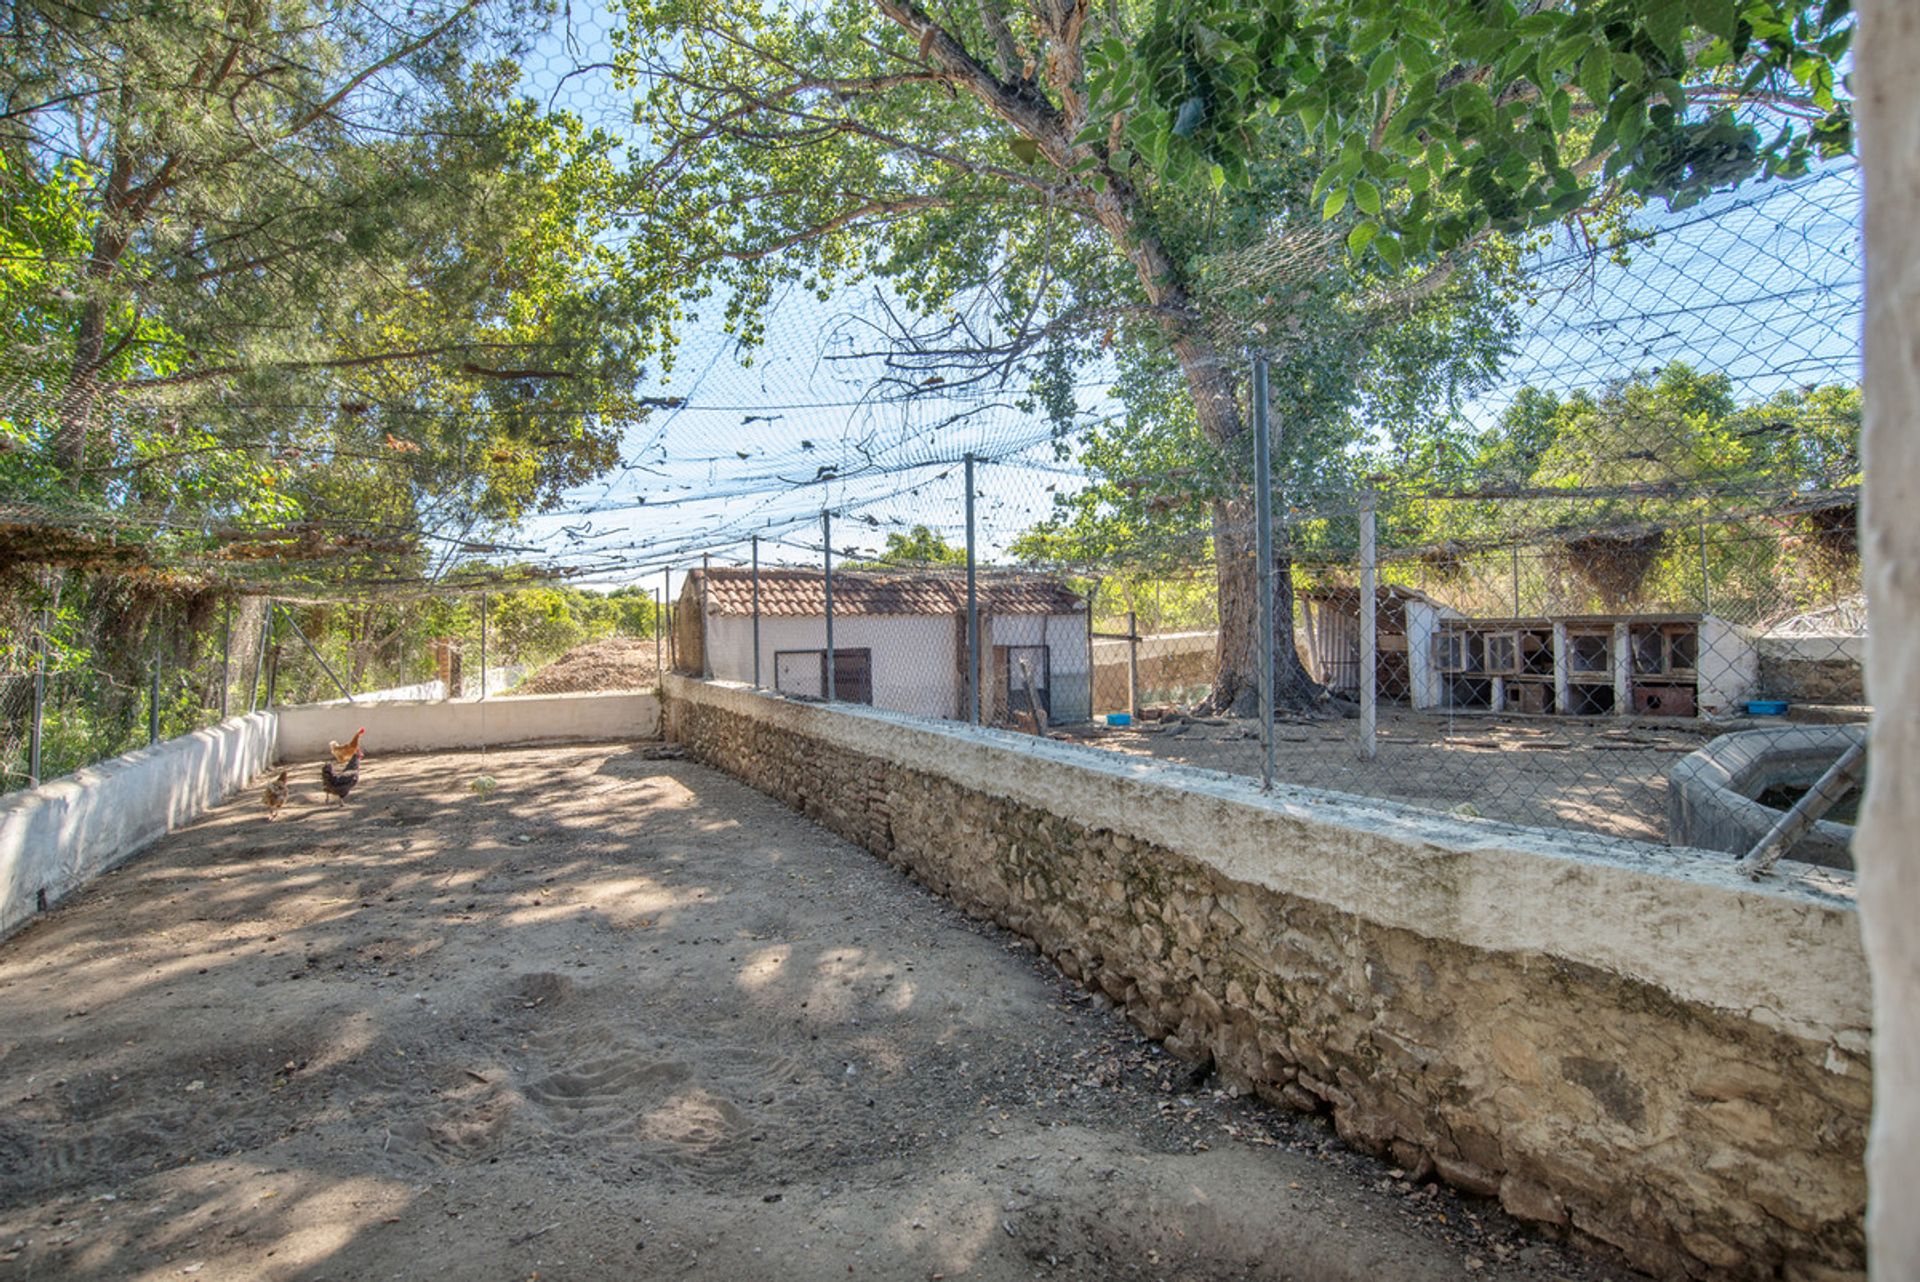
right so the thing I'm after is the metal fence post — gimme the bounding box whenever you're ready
[1697,518,1713,612]
[700,552,711,679]
[965,453,980,725]
[479,593,489,701]
[823,511,836,702]
[751,535,762,688]
[148,650,161,745]
[1359,481,1379,762]
[28,603,46,786]
[1126,608,1140,722]
[1252,355,1276,792]
[248,599,270,713]
[219,598,232,720]
[654,586,663,679]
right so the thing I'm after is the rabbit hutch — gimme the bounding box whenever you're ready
[1415,612,1757,719]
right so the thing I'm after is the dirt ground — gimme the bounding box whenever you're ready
[1078,707,1712,843]
[0,744,1640,1282]
[507,637,660,697]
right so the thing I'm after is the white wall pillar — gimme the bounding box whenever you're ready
[1858,6,1920,1273]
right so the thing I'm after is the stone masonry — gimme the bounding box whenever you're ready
[664,678,1868,1281]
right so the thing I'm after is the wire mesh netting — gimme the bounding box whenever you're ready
[0,0,1866,869]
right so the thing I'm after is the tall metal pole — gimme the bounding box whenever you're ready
[823,511,836,702]
[28,602,46,786]
[1359,482,1379,762]
[149,652,161,745]
[1252,357,1276,792]
[248,599,271,713]
[700,553,712,679]
[965,453,980,725]
[1697,518,1713,613]
[1126,608,1140,722]
[751,535,762,688]
[654,587,663,678]
[219,598,232,720]
[479,593,489,701]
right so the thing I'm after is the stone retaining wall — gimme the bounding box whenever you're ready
[663,675,1868,1281]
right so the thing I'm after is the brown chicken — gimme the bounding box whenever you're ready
[328,727,366,766]
[263,769,290,820]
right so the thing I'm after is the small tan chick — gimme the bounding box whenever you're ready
[263,769,290,820]
[328,726,366,766]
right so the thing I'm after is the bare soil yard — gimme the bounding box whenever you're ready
[0,745,1637,1281]
[1082,708,1712,843]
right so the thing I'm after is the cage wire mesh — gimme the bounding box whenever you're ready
[0,0,1867,864]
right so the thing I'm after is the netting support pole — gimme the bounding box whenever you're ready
[654,587,663,681]
[965,453,980,726]
[148,651,161,746]
[1126,609,1140,723]
[219,599,232,721]
[248,600,271,713]
[700,553,711,679]
[1697,518,1713,613]
[28,599,46,787]
[751,536,762,688]
[1252,355,1276,793]
[664,567,675,672]
[1359,481,1379,763]
[279,604,354,703]
[479,594,488,701]
[822,511,836,703]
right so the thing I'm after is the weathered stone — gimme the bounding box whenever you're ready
[662,679,1869,1282]
[1500,1174,1569,1228]
[1433,1154,1502,1198]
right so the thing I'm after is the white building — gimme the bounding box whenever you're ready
[675,567,1092,724]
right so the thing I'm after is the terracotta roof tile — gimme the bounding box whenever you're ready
[685,567,1082,618]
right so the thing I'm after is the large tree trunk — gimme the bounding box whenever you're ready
[876,0,1325,715]
[1170,335,1324,715]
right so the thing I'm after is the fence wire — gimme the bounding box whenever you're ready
[0,0,1868,868]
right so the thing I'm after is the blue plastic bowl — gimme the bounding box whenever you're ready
[1105,712,1133,727]
[1746,700,1789,717]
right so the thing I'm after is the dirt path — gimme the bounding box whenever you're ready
[1078,707,1710,843]
[0,745,1639,1281]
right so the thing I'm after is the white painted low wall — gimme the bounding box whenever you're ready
[0,712,277,941]
[274,691,659,760]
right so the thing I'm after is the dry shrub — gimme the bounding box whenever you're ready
[1555,531,1666,609]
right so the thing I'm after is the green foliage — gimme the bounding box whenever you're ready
[848,526,968,569]
[1093,0,1854,264]
[0,1,664,590]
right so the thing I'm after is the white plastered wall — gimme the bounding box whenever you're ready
[1857,7,1920,1272]
[705,613,961,719]
[1696,616,1759,715]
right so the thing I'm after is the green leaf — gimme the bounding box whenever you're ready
[1352,178,1381,215]
[1692,0,1738,40]
[1209,162,1227,193]
[1365,49,1397,96]
[1347,220,1378,256]
[1579,48,1611,105]
[1374,231,1405,270]
[1645,5,1685,55]
[1008,138,1041,165]
[1323,187,1348,218]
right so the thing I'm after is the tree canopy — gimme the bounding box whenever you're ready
[0,0,667,592]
